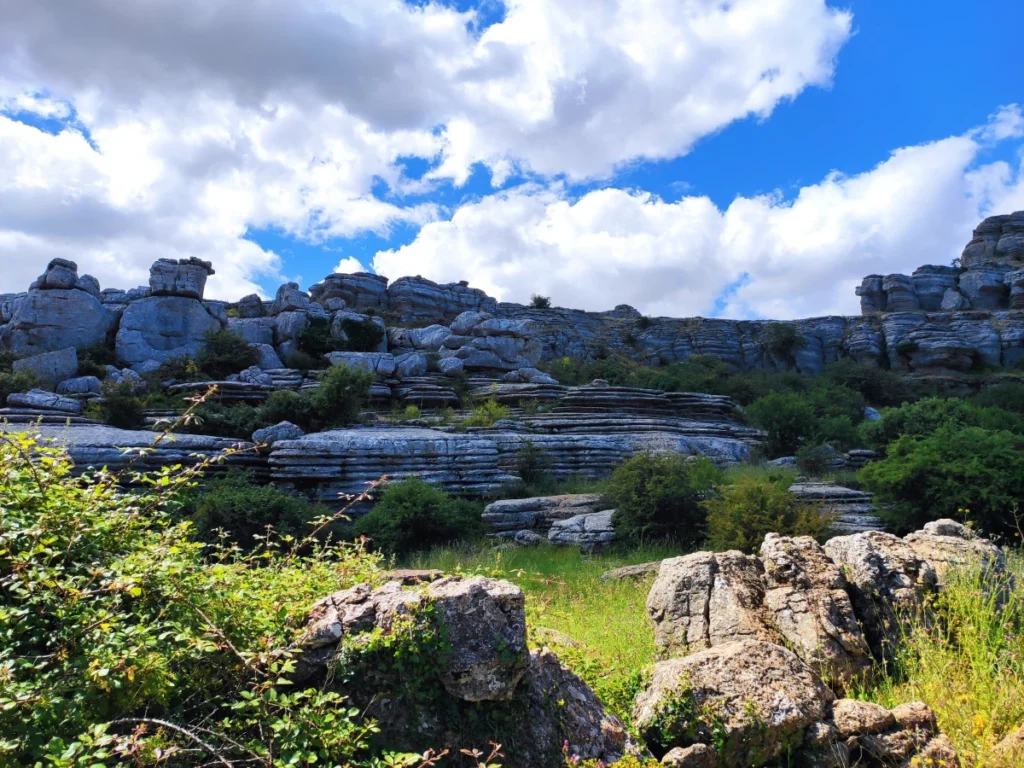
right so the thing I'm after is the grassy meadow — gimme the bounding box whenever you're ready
[412,543,1024,765]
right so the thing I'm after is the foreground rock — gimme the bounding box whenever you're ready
[547,509,617,552]
[634,640,833,766]
[296,576,628,767]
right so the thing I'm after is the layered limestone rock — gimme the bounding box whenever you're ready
[0,423,266,478]
[858,211,1024,315]
[547,509,616,552]
[483,494,607,536]
[2,260,115,356]
[788,482,884,534]
[148,257,214,299]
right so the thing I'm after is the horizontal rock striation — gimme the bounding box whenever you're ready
[788,482,884,534]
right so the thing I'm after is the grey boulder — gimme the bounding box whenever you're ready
[116,296,222,365]
[56,376,102,396]
[7,389,82,414]
[12,347,78,390]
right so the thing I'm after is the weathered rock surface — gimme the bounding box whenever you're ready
[325,351,396,377]
[7,388,82,414]
[547,509,616,552]
[252,421,305,447]
[148,257,214,299]
[634,640,834,766]
[483,494,606,535]
[116,295,222,365]
[647,551,772,654]
[3,287,115,356]
[56,375,102,396]
[788,482,884,534]
[904,518,1006,583]
[759,534,872,686]
[12,347,78,390]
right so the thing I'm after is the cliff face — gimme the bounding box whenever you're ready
[4,212,1024,376]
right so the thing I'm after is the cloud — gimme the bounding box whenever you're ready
[374,106,1024,319]
[332,256,367,275]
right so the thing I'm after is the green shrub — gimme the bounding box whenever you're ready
[309,364,373,428]
[705,474,833,553]
[338,317,385,353]
[859,424,1024,537]
[395,404,421,421]
[745,392,817,457]
[0,370,37,405]
[516,440,548,483]
[762,322,800,360]
[530,294,552,309]
[0,431,385,765]
[197,329,260,379]
[84,380,145,429]
[297,316,345,360]
[796,443,836,477]
[822,359,913,406]
[462,398,512,427]
[156,354,205,382]
[180,470,330,546]
[76,342,118,379]
[185,401,263,438]
[284,349,324,372]
[860,397,1024,451]
[353,478,483,555]
[973,383,1024,414]
[607,453,723,546]
[814,416,859,451]
[806,380,866,422]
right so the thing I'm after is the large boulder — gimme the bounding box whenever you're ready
[115,296,222,365]
[56,375,102,396]
[3,289,116,356]
[309,272,389,312]
[298,576,527,701]
[823,532,938,657]
[759,534,872,687]
[646,551,772,654]
[270,282,310,315]
[35,258,80,289]
[235,293,266,318]
[252,421,305,447]
[148,257,214,299]
[634,640,834,766]
[394,351,428,379]
[547,509,617,553]
[904,519,1007,585]
[12,347,78,390]
[249,343,283,370]
[959,268,1007,310]
[7,389,82,414]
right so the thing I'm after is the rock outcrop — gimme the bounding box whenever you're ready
[295,575,628,767]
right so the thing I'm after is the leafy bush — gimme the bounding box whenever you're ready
[860,397,1024,450]
[297,316,345,361]
[762,322,800,360]
[745,392,817,457]
[0,370,37,405]
[84,380,145,429]
[76,342,118,379]
[462,398,512,427]
[607,453,723,545]
[338,317,385,353]
[822,359,913,407]
[795,443,836,477]
[309,364,373,428]
[814,416,859,451]
[156,354,205,382]
[515,440,548,483]
[859,424,1024,537]
[284,349,323,372]
[704,474,834,553]
[530,294,552,309]
[180,470,330,546]
[197,329,260,379]
[973,382,1024,414]
[353,478,483,555]
[0,431,385,764]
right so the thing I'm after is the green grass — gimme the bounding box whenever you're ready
[857,555,1024,766]
[412,541,1024,764]
[409,542,680,727]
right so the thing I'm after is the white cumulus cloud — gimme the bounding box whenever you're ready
[374,107,1024,319]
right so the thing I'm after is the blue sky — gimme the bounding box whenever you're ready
[2,0,1023,318]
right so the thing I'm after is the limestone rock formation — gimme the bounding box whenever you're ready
[116,295,222,366]
[12,347,78,390]
[483,494,606,537]
[788,482,884,534]
[646,551,772,654]
[634,640,834,767]
[547,509,616,552]
[903,518,1006,582]
[7,389,82,415]
[148,257,214,299]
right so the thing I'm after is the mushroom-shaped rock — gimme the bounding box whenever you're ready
[646,551,773,654]
[634,640,834,767]
[149,257,214,299]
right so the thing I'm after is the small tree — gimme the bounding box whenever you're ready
[530,294,552,309]
[762,323,800,360]
[353,478,483,555]
[197,329,259,379]
[746,392,817,457]
[516,440,548,484]
[85,380,145,429]
[607,452,723,545]
[705,474,833,553]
